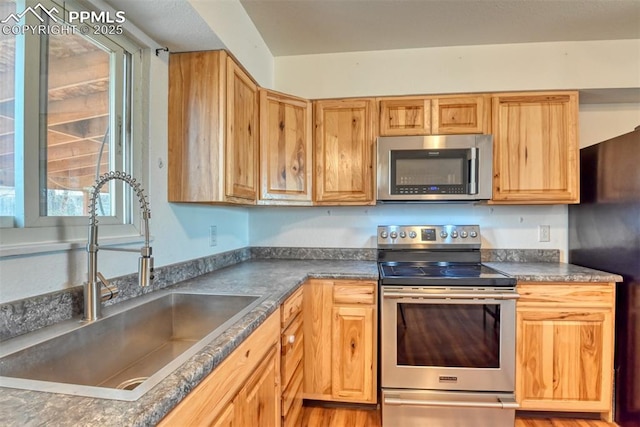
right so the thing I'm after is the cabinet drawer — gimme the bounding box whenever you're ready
[282,362,303,418]
[333,281,376,305]
[281,286,303,328]
[517,282,615,308]
[281,313,303,388]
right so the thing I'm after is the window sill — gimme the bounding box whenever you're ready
[0,235,151,258]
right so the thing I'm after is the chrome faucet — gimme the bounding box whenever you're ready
[85,171,153,322]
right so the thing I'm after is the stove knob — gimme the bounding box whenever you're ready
[440,231,448,238]
[450,230,459,238]
[399,231,407,239]
[390,231,398,239]
[380,231,388,239]
[408,231,417,239]
[460,231,468,238]
[470,231,478,238]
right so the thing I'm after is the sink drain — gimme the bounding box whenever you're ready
[116,377,148,391]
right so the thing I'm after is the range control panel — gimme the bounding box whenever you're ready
[377,225,482,248]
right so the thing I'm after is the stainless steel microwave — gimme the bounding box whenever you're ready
[377,134,493,202]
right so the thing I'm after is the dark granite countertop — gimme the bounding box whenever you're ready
[485,262,623,283]
[0,259,377,427]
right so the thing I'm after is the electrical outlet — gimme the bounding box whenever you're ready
[538,225,550,242]
[209,225,217,247]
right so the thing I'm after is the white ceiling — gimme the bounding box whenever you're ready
[239,0,640,56]
[102,0,226,52]
[104,0,640,56]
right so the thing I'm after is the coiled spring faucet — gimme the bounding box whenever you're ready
[85,171,153,322]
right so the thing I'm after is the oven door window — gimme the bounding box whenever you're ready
[390,149,470,195]
[396,302,500,368]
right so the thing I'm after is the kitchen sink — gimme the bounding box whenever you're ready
[0,291,264,401]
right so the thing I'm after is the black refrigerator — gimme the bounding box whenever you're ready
[569,126,640,427]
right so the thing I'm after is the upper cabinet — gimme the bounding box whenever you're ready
[168,50,258,204]
[314,98,376,205]
[168,50,579,207]
[378,94,490,136]
[378,97,431,136]
[226,59,259,203]
[491,91,579,204]
[259,90,313,205]
[432,94,491,134]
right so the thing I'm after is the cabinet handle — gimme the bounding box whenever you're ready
[288,335,296,344]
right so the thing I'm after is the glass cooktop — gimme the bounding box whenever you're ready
[378,262,516,286]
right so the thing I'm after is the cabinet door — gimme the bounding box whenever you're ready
[211,401,235,427]
[158,311,280,426]
[168,51,226,202]
[259,90,312,204]
[236,347,280,427]
[379,97,431,136]
[331,305,375,403]
[303,279,333,399]
[226,58,259,203]
[432,94,490,134]
[491,91,579,204]
[516,308,614,413]
[314,99,376,205]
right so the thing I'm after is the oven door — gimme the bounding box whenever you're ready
[381,286,518,392]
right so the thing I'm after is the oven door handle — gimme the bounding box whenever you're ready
[384,396,519,410]
[382,290,519,300]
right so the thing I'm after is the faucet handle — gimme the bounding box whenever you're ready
[97,272,120,301]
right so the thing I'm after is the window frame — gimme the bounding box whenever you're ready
[0,0,147,252]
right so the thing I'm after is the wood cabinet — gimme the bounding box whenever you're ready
[303,279,377,404]
[491,91,579,204]
[432,94,491,134]
[280,287,304,427]
[378,94,490,136]
[168,50,258,204]
[159,310,281,426]
[313,98,376,205]
[236,347,280,427]
[259,90,313,205]
[378,97,431,136]
[226,58,259,202]
[516,282,615,421]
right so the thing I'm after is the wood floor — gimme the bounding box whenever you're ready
[301,405,619,427]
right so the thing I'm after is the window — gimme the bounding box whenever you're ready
[0,0,144,248]
[0,0,16,220]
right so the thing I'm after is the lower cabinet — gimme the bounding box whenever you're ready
[281,287,304,426]
[303,279,377,404]
[516,282,615,421]
[159,310,281,426]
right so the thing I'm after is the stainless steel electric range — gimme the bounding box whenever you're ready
[378,224,519,427]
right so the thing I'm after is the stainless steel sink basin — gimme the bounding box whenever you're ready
[0,291,264,400]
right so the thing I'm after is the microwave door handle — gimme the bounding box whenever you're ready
[469,147,478,194]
